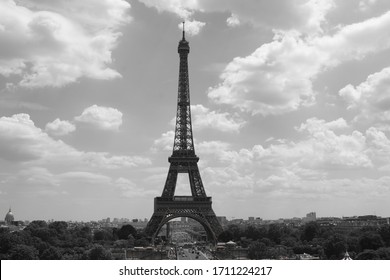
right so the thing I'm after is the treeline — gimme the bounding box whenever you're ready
[0,221,149,260]
[218,222,390,259]
[2,220,390,259]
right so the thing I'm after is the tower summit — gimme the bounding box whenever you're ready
[173,21,194,157]
[144,24,223,244]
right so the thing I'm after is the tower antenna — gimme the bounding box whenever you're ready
[182,21,185,40]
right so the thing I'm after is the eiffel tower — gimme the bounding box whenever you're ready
[144,23,223,243]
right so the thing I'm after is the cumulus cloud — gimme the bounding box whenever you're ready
[139,0,199,19]
[208,33,320,116]
[140,0,206,35]
[45,118,76,136]
[0,113,52,161]
[151,130,174,152]
[191,104,245,132]
[226,14,240,27]
[339,67,390,129]
[75,105,123,131]
[0,0,131,87]
[296,117,349,133]
[178,20,205,36]
[199,118,390,210]
[197,140,231,156]
[0,113,150,168]
[208,10,390,116]
[139,0,333,34]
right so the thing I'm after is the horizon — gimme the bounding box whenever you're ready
[3,207,389,223]
[1,1,390,222]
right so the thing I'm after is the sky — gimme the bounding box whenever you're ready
[1,0,390,222]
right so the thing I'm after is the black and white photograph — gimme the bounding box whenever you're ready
[1,0,390,272]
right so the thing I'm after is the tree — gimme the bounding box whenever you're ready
[93,229,113,242]
[134,237,149,247]
[49,221,68,234]
[379,225,390,247]
[0,231,22,254]
[40,246,63,260]
[117,225,137,240]
[248,241,268,259]
[301,222,320,242]
[345,236,359,255]
[323,234,346,259]
[356,250,380,260]
[359,233,384,251]
[88,245,112,260]
[26,220,48,229]
[267,224,283,244]
[375,247,390,260]
[259,237,274,247]
[9,245,39,260]
[244,226,267,240]
[128,234,135,248]
[221,225,241,241]
[218,230,234,242]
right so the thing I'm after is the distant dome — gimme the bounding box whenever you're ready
[5,208,14,224]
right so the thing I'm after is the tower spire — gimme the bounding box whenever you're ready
[182,21,185,40]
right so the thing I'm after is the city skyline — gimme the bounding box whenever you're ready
[1,0,390,222]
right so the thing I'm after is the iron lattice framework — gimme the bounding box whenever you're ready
[144,25,223,243]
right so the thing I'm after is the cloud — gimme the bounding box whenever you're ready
[58,171,112,185]
[208,32,320,116]
[365,127,390,167]
[294,118,371,169]
[138,0,199,19]
[139,0,333,34]
[0,113,50,161]
[205,118,389,189]
[20,167,60,187]
[198,119,390,209]
[339,67,390,130]
[296,117,349,133]
[151,130,174,152]
[0,113,150,169]
[359,0,377,11]
[114,177,158,197]
[82,153,152,169]
[75,105,123,131]
[0,0,131,87]
[191,104,246,132]
[208,10,390,116]
[226,14,240,27]
[197,140,231,156]
[45,118,76,136]
[178,20,205,36]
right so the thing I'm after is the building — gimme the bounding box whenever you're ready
[5,208,15,225]
[302,212,316,223]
